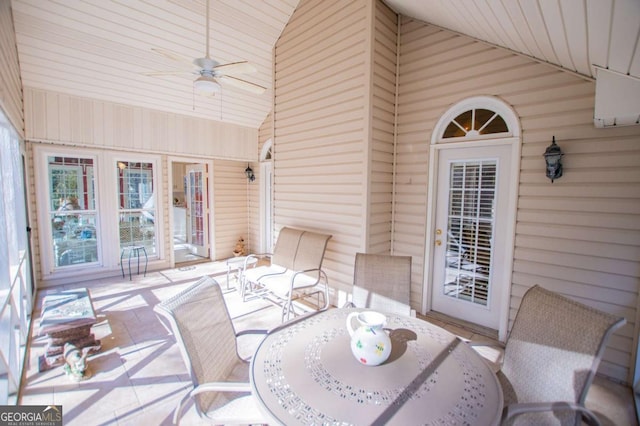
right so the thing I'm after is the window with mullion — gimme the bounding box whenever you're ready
[47,156,99,268]
[117,160,157,254]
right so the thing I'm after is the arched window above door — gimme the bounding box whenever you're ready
[433,96,520,144]
[260,139,272,161]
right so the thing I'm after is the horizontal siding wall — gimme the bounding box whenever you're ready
[395,17,640,383]
[274,0,370,297]
[0,0,24,136]
[23,88,258,161]
[368,0,396,255]
[213,160,252,261]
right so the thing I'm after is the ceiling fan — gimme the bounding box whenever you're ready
[144,0,266,95]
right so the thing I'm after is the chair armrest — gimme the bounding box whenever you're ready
[235,329,269,361]
[192,381,252,394]
[464,340,504,373]
[173,381,252,424]
[254,269,289,282]
[502,401,602,426]
[268,309,324,333]
[244,253,271,268]
[290,268,325,286]
[236,329,268,337]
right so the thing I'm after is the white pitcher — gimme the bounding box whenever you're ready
[346,311,392,366]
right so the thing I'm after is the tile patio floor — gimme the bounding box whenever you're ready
[19,261,637,425]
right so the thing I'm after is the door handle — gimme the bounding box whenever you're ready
[435,228,442,246]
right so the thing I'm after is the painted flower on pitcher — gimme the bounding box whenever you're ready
[346,311,392,366]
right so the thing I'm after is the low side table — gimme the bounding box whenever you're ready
[38,288,101,372]
[226,256,258,291]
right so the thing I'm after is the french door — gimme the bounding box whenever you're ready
[185,164,209,258]
[431,144,512,329]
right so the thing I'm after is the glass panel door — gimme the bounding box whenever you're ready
[431,144,511,329]
[186,164,209,258]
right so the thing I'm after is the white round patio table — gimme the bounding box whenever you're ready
[250,308,503,425]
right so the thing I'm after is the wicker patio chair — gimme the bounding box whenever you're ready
[154,276,268,425]
[498,285,626,425]
[346,252,414,317]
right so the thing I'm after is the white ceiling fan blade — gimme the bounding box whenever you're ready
[143,70,191,77]
[151,48,195,68]
[218,75,266,94]
[214,61,257,75]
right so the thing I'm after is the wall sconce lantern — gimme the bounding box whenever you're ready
[245,164,255,182]
[543,136,563,183]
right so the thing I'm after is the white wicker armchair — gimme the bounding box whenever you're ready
[154,276,268,425]
[498,285,625,425]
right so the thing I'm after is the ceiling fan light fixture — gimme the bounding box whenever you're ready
[194,75,221,94]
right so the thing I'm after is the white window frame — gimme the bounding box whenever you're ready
[0,109,33,404]
[34,147,101,276]
[33,146,164,280]
[115,158,160,256]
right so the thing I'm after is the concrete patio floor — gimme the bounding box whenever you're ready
[19,261,637,425]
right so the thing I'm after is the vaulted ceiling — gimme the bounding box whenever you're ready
[10,0,640,129]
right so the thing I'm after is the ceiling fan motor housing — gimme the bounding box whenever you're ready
[194,57,219,70]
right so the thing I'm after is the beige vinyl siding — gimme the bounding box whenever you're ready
[0,0,24,136]
[394,17,640,383]
[367,0,397,254]
[274,0,371,294]
[213,160,251,261]
[23,88,258,161]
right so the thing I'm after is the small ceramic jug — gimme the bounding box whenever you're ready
[346,311,392,366]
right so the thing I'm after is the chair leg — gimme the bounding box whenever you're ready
[172,389,192,425]
[120,249,125,278]
[141,246,148,277]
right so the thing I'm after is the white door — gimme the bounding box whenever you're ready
[185,164,209,258]
[431,144,512,329]
[260,161,273,252]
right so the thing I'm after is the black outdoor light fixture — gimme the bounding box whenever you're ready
[245,164,255,182]
[543,136,564,183]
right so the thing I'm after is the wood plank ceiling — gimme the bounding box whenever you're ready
[385,0,640,81]
[10,0,299,129]
[9,0,640,130]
